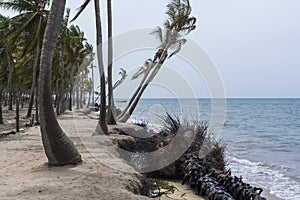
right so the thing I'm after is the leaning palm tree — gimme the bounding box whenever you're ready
[118,0,196,122]
[38,0,81,166]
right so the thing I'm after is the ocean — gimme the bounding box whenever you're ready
[116,98,300,200]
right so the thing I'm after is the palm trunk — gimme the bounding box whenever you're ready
[106,0,116,125]
[76,85,79,109]
[4,90,7,107]
[118,48,164,121]
[91,64,95,106]
[87,91,91,108]
[26,43,39,118]
[56,78,60,115]
[69,83,73,111]
[72,89,76,106]
[117,67,151,120]
[94,0,108,134]
[35,82,39,123]
[16,91,20,132]
[118,50,167,122]
[38,0,81,166]
[0,89,3,124]
[60,43,65,113]
[69,68,74,111]
[80,86,83,109]
[8,56,13,111]
[21,92,24,108]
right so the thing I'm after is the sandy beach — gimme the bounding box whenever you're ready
[0,108,204,200]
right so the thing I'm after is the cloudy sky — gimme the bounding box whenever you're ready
[1,0,299,98]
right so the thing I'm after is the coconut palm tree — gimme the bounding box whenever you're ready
[106,0,116,125]
[38,0,81,166]
[0,0,50,118]
[72,0,110,132]
[0,14,9,115]
[118,0,196,122]
[55,8,71,115]
[94,0,108,133]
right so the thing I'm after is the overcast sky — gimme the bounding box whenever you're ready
[1,0,299,98]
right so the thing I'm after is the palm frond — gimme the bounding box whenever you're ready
[113,68,127,89]
[168,39,186,58]
[0,0,33,12]
[150,26,163,44]
[70,0,91,22]
[131,66,147,80]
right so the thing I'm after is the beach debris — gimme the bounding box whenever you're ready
[0,130,16,138]
[179,154,266,200]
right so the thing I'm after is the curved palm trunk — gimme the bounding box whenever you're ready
[38,0,81,166]
[26,43,40,118]
[94,0,108,134]
[107,0,116,125]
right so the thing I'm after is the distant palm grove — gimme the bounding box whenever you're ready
[0,0,196,166]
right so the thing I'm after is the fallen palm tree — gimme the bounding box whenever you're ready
[113,113,267,199]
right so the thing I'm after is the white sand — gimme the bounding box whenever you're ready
[0,110,204,200]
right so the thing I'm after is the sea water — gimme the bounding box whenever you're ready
[116,98,300,199]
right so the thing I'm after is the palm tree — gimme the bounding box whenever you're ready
[7,54,13,110]
[90,63,96,106]
[94,0,108,134]
[0,14,10,113]
[0,0,50,118]
[0,15,14,111]
[72,0,108,133]
[118,0,196,122]
[38,0,81,166]
[56,8,70,115]
[106,0,116,125]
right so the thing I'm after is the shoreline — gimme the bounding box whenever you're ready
[0,107,289,199]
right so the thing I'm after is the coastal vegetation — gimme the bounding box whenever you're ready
[0,0,268,199]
